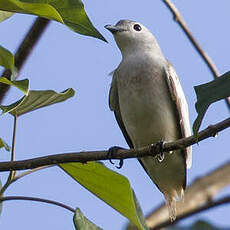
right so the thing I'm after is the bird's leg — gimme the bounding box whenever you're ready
[151,140,165,162]
[107,146,125,169]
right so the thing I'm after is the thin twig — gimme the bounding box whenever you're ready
[0,115,18,195]
[0,166,51,195]
[0,17,50,103]
[163,0,230,109]
[9,115,17,179]
[10,116,17,162]
[0,117,229,172]
[151,196,230,230]
[12,165,52,183]
[0,196,75,213]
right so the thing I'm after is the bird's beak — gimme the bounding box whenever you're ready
[104,25,125,34]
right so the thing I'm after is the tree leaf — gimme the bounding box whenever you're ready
[0,45,17,79]
[0,0,106,41]
[0,88,75,116]
[0,78,29,94]
[59,162,148,230]
[0,138,10,152]
[0,10,14,22]
[73,208,103,230]
[193,71,230,135]
[168,219,229,230]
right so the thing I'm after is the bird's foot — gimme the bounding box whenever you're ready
[157,152,165,162]
[107,146,125,169]
[151,140,165,163]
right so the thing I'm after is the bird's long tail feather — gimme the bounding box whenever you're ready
[164,189,184,221]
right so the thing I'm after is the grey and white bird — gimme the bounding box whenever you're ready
[105,20,192,221]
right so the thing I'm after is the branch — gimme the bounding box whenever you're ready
[0,196,75,213]
[0,17,50,103]
[151,196,230,230]
[0,116,18,195]
[0,117,229,172]
[162,0,230,109]
[126,161,230,230]
[0,166,51,195]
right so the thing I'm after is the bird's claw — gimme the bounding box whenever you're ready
[157,152,165,162]
[107,146,125,169]
[151,140,165,163]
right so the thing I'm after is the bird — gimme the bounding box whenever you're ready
[105,19,192,221]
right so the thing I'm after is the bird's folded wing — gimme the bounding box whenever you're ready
[164,61,192,168]
[109,72,134,149]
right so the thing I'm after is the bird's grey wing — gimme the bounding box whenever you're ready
[164,61,192,168]
[109,72,134,149]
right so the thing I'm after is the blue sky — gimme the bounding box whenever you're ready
[0,1,230,229]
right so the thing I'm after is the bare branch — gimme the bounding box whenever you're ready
[0,196,75,213]
[147,161,230,228]
[0,17,50,103]
[0,117,229,172]
[163,0,230,109]
[126,161,230,230]
[150,196,230,230]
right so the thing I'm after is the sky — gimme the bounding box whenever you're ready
[0,0,230,229]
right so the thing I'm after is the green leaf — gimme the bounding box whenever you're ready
[0,138,10,152]
[0,88,75,116]
[73,208,103,230]
[168,219,228,230]
[0,45,17,78]
[60,162,148,230]
[0,0,106,41]
[0,78,29,94]
[193,71,230,135]
[0,10,14,22]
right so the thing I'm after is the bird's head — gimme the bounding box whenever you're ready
[105,20,161,57]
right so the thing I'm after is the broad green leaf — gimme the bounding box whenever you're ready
[168,219,228,230]
[193,71,230,135]
[73,208,103,230]
[0,78,29,94]
[0,10,14,22]
[0,138,10,152]
[0,88,75,116]
[0,0,106,41]
[60,162,148,230]
[0,45,17,78]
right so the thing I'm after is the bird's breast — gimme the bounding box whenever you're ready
[116,61,180,148]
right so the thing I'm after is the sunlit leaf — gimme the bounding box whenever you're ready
[193,71,230,135]
[0,138,10,152]
[0,78,29,94]
[73,208,103,230]
[60,162,148,230]
[0,0,106,41]
[0,45,17,78]
[168,219,228,230]
[0,10,13,22]
[0,88,75,116]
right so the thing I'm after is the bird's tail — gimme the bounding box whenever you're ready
[164,188,184,221]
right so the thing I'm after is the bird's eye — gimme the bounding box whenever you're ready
[133,24,142,31]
